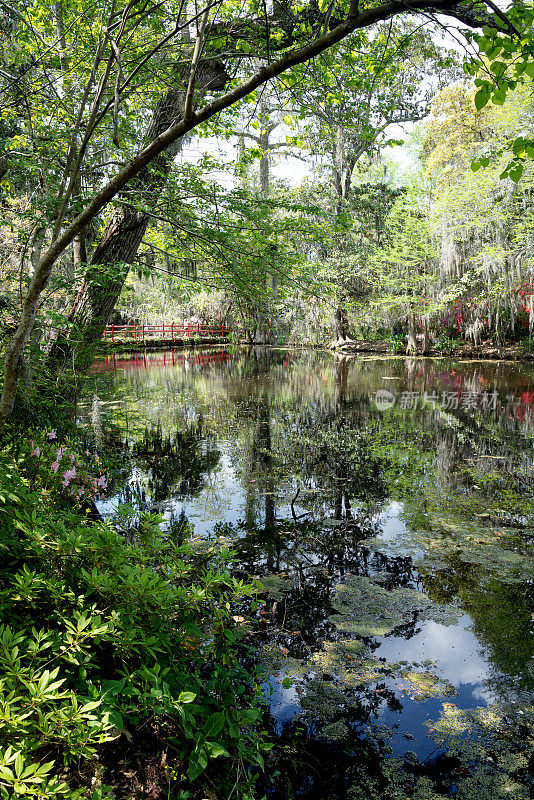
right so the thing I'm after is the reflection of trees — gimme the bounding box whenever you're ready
[421,554,534,688]
[90,347,534,725]
[132,420,219,502]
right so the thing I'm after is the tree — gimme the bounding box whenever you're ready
[421,79,534,344]
[277,21,458,344]
[0,0,527,425]
[370,185,436,353]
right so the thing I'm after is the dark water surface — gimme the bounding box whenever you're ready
[85,348,534,799]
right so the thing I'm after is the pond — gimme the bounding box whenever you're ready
[84,347,534,799]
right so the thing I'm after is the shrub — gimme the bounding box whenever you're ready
[0,441,270,799]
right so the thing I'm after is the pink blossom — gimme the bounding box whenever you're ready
[47,430,57,440]
[31,447,41,457]
[97,475,108,489]
[50,461,59,473]
[70,454,75,463]
[62,467,76,487]
[77,488,84,499]
[56,447,64,460]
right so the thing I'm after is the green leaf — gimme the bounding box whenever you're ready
[509,164,524,182]
[203,711,225,738]
[102,678,126,698]
[107,709,123,730]
[178,691,196,703]
[187,747,208,781]
[282,676,292,688]
[474,89,489,111]
[205,741,230,758]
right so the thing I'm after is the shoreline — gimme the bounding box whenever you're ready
[97,336,534,361]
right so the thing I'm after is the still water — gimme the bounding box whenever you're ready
[86,348,534,799]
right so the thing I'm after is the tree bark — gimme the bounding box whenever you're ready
[406,307,417,355]
[335,295,350,342]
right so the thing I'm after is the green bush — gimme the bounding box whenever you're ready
[0,441,270,799]
[386,333,405,354]
[433,334,458,354]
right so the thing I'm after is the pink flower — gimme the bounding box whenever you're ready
[50,461,59,473]
[62,467,76,487]
[78,488,84,499]
[56,447,64,460]
[70,454,75,463]
[97,475,108,489]
[47,430,57,440]
[31,447,41,457]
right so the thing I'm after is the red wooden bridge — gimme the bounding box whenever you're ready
[102,321,231,342]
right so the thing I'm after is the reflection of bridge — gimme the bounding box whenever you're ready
[93,349,233,372]
[102,322,231,342]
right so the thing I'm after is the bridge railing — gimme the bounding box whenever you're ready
[102,322,231,341]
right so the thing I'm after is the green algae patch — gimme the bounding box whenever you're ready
[455,542,534,583]
[345,702,534,800]
[258,573,296,599]
[400,670,457,701]
[330,574,460,637]
[361,524,534,587]
[187,534,235,554]
[299,676,350,724]
[256,641,309,679]
[310,640,385,687]
[320,720,350,742]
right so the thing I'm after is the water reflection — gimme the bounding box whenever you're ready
[85,348,534,799]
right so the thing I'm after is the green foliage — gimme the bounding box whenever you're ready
[0,437,270,798]
[433,334,458,354]
[466,2,534,179]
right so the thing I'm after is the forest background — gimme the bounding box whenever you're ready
[0,0,534,424]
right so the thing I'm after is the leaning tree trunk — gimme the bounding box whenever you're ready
[49,60,227,368]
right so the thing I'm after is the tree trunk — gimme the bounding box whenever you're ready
[406,307,417,355]
[49,60,227,367]
[335,296,350,343]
